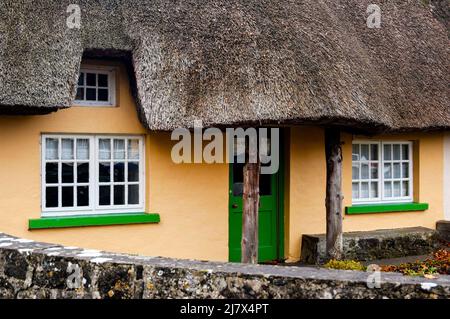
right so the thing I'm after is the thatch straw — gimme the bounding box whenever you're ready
[0,0,448,131]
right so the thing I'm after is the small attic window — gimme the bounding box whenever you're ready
[74,66,116,106]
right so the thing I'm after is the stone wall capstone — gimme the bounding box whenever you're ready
[0,233,449,299]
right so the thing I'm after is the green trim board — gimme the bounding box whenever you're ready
[29,213,160,229]
[346,203,428,215]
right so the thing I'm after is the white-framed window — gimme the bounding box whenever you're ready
[41,134,145,217]
[74,66,116,106]
[352,141,413,204]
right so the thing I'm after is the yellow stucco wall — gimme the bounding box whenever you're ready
[0,62,229,261]
[0,61,445,262]
[286,127,445,261]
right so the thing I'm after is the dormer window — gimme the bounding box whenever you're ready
[74,66,116,106]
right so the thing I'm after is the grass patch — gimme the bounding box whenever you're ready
[324,259,366,271]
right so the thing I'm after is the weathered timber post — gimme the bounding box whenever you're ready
[325,127,343,260]
[241,144,260,264]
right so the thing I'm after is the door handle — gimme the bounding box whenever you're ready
[232,204,238,209]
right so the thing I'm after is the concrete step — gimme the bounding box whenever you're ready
[300,227,442,264]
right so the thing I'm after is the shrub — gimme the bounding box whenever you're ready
[324,259,366,271]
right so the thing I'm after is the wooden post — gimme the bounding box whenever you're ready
[241,152,260,264]
[325,127,343,260]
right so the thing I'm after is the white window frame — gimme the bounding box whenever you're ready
[74,65,116,107]
[41,134,145,217]
[352,140,413,205]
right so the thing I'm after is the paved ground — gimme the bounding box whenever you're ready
[362,254,431,267]
[276,254,433,268]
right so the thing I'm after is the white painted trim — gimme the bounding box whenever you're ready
[444,132,450,221]
[73,65,117,107]
[352,140,414,205]
[41,134,145,217]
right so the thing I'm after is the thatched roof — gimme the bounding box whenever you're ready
[0,0,449,131]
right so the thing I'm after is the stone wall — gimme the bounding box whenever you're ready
[0,233,449,299]
[437,221,450,242]
[300,227,442,264]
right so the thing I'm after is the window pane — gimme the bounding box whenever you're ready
[45,163,58,183]
[62,186,74,207]
[78,72,84,86]
[402,181,409,197]
[352,163,359,180]
[232,162,244,196]
[393,181,401,197]
[361,163,369,180]
[370,144,378,160]
[393,163,401,178]
[233,182,244,197]
[45,138,59,160]
[99,186,110,206]
[113,139,125,159]
[45,187,58,208]
[352,182,359,199]
[402,163,409,178]
[352,144,359,161]
[393,145,401,160]
[98,89,108,101]
[76,139,89,160]
[361,145,369,161]
[128,185,139,205]
[76,88,84,100]
[370,182,378,198]
[77,186,89,206]
[99,139,111,160]
[402,144,409,160]
[361,182,369,198]
[259,172,272,196]
[383,144,391,160]
[114,162,125,182]
[384,163,392,179]
[114,185,125,205]
[98,74,108,87]
[128,139,140,159]
[86,73,96,86]
[384,182,392,197]
[61,139,74,160]
[128,162,139,182]
[86,88,96,101]
[62,163,74,183]
[77,163,89,183]
[99,162,111,182]
[42,135,145,211]
[370,163,378,179]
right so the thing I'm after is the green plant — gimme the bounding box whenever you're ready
[380,249,449,277]
[324,259,366,271]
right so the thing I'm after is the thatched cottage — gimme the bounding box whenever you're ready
[0,0,449,262]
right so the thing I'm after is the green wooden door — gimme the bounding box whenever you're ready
[228,134,283,263]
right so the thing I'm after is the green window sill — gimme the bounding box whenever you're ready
[29,213,160,230]
[345,203,429,215]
